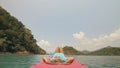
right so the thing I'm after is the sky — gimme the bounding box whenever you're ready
[0,0,120,52]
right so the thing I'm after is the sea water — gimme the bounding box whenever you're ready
[0,55,120,68]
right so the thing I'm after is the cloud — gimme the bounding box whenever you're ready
[37,40,50,47]
[37,40,53,52]
[72,28,120,51]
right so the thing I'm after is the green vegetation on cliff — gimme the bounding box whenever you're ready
[0,7,46,54]
[87,46,120,56]
[63,46,83,55]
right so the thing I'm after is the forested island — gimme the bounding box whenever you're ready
[0,7,46,54]
[87,46,120,56]
[63,46,120,56]
[63,46,83,55]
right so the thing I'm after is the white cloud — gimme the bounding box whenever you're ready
[37,40,53,52]
[37,40,50,47]
[72,28,120,51]
[73,32,85,40]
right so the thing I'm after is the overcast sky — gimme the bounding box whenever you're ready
[0,0,120,52]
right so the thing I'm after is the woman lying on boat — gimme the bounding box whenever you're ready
[43,47,74,65]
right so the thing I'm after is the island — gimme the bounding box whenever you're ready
[87,46,120,56]
[0,7,46,54]
[63,46,120,56]
[63,46,83,55]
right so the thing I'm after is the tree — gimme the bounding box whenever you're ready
[0,6,46,54]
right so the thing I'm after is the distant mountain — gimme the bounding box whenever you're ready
[81,50,90,54]
[87,46,120,55]
[63,46,83,55]
[63,46,120,55]
[0,7,46,54]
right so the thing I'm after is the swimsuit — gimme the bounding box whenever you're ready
[50,53,67,62]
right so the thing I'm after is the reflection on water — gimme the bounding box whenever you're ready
[0,55,120,68]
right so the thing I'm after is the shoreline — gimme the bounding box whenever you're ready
[0,51,33,55]
[0,52,120,56]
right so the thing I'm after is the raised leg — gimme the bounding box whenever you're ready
[59,47,64,53]
[43,57,52,64]
[55,47,60,53]
[66,57,74,63]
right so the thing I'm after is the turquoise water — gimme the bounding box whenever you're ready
[0,55,120,68]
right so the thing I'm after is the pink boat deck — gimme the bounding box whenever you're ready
[30,60,88,68]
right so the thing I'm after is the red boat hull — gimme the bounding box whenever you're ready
[30,60,88,68]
